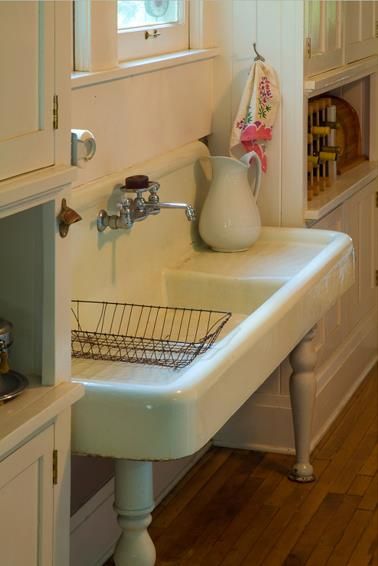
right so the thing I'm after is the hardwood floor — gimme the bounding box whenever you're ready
[106,364,377,565]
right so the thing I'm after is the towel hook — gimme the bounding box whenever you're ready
[253,43,265,62]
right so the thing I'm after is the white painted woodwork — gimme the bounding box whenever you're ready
[304,55,378,100]
[304,0,343,77]
[0,1,72,182]
[71,58,213,187]
[0,384,83,566]
[0,426,54,566]
[113,460,155,566]
[74,0,118,72]
[342,179,377,332]
[0,184,73,386]
[52,408,75,566]
[288,328,317,482]
[0,1,55,181]
[345,1,378,64]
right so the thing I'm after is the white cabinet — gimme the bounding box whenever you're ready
[0,426,54,566]
[313,179,377,367]
[304,0,378,76]
[304,0,343,77]
[0,1,71,182]
[313,206,344,366]
[345,1,378,64]
[342,180,377,331]
[0,387,84,566]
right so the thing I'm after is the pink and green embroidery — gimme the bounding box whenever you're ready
[257,76,273,119]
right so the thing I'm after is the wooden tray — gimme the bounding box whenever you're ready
[327,96,367,174]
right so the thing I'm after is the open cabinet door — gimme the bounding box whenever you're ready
[0,1,55,181]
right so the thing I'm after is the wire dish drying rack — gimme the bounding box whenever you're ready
[71,300,231,369]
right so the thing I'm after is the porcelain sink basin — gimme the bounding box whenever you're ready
[71,227,354,460]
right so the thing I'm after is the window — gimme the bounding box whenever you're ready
[117,0,189,62]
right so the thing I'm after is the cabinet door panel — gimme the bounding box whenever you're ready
[305,0,343,77]
[342,181,377,331]
[0,426,54,566]
[313,206,345,365]
[345,1,378,63]
[0,1,55,181]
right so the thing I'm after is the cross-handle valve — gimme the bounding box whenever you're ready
[97,175,196,232]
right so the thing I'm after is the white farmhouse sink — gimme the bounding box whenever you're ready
[71,227,353,461]
[71,225,353,566]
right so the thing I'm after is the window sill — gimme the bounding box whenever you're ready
[71,48,219,90]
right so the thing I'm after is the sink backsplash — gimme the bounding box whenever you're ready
[71,142,211,305]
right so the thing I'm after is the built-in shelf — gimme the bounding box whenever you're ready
[304,55,378,98]
[0,165,77,219]
[305,160,378,222]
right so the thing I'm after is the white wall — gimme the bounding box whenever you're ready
[71,59,213,187]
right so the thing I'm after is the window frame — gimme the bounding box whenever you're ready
[73,0,210,74]
[117,0,189,62]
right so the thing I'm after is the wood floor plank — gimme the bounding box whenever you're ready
[152,448,234,529]
[305,494,361,566]
[330,420,378,494]
[347,508,378,566]
[348,474,374,497]
[326,508,374,565]
[314,366,377,460]
[197,458,285,566]
[359,473,378,511]
[360,444,378,476]
[240,459,330,566]
[155,451,258,563]
[176,451,267,565]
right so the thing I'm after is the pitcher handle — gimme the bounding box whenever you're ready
[240,151,262,200]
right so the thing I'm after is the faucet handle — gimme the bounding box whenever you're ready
[124,175,149,190]
[121,175,160,196]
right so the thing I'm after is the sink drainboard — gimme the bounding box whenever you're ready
[71,300,231,369]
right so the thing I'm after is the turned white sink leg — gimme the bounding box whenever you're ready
[288,327,317,483]
[113,459,156,566]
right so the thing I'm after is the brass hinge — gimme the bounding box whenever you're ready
[305,37,312,59]
[53,95,59,130]
[53,449,58,485]
[376,191,378,208]
[376,270,378,287]
[375,20,378,39]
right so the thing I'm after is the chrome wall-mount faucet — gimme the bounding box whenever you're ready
[97,175,196,232]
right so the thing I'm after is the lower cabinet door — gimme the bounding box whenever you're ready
[0,426,54,566]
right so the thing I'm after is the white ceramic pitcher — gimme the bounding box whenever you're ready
[199,152,262,252]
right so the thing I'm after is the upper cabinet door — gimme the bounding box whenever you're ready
[304,0,343,77]
[0,1,55,181]
[345,1,378,64]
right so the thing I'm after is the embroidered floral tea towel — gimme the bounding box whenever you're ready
[230,60,280,173]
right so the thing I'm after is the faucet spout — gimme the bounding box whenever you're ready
[149,202,196,221]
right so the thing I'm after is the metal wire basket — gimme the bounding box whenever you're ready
[71,300,231,369]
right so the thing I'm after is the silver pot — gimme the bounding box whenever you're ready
[0,318,13,351]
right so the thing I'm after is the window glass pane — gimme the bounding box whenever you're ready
[118,1,181,31]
